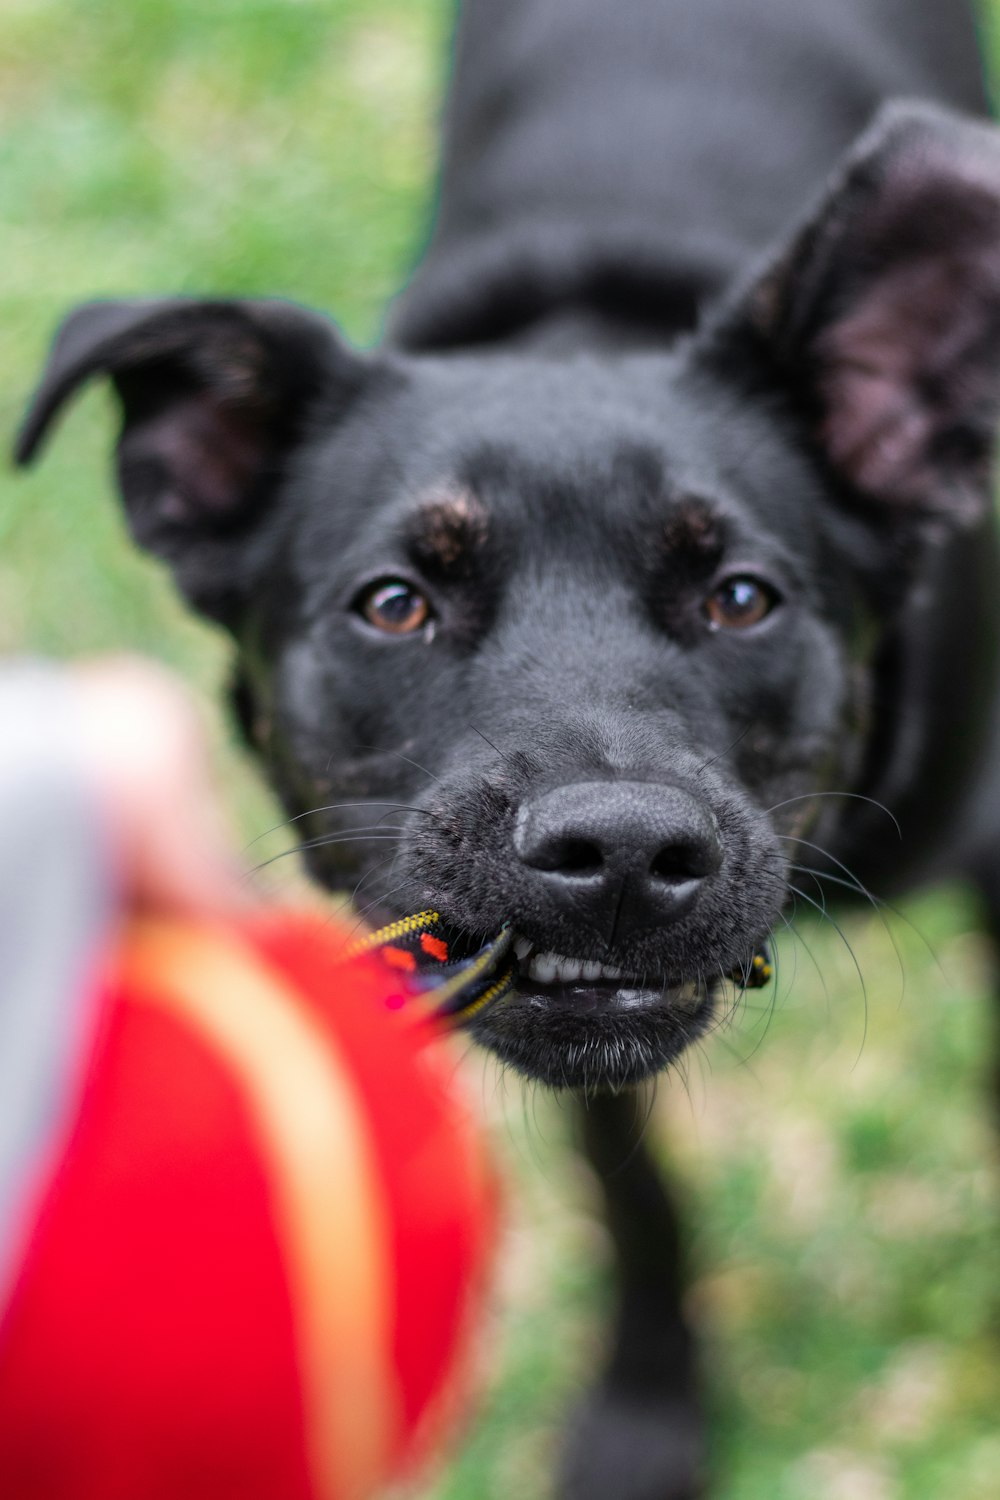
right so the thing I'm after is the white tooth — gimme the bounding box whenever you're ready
[602,965,623,981]
[529,952,560,983]
[513,935,532,961]
[581,961,603,982]
[556,957,584,982]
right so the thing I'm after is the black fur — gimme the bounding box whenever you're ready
[16,3,1000,1495]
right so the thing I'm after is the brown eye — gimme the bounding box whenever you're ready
[358,579,431,635]
[705,576,778,631]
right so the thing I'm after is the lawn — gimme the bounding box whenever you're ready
[3,4,1000,1497]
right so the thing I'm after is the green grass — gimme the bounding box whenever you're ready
[3,6,1000,1498]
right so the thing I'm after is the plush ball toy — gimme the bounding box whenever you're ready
[0,911,497,1500]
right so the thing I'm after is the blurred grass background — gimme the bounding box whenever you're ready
[3,3,1000,1496]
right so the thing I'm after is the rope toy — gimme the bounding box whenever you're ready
[341,912,516,1025]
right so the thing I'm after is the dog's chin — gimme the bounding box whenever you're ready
[468,968,715,1091]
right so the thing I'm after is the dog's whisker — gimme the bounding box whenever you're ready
[774,903,831,1015]
[250,826,408,876]
[695,721,752,775]
[785,881,870,1064]
[347,877,419,937]
[468,722,517,768]
[786,861,910,1003]
[774,833,915,1001]
[787,859,944,981]
[765,790,902,840]
[354,744,445,787]
[727,926,785,1062]
[774,881,840,1021]
[774,833,899,940]
[243,800,439,851]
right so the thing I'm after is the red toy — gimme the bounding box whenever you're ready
[0,911,497,1500]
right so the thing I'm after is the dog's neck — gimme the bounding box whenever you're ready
[390,0,989,355]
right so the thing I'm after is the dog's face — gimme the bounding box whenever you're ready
[19,105,1000,1087]
[233,352,860,1087]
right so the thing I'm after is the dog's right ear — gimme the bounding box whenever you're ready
[15,297,366,623]
[693,103,1000,537]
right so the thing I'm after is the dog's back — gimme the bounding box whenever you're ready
[395,0,990,350]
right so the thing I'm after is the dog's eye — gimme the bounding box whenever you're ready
[357,579,431,635]
[704,576,778,631]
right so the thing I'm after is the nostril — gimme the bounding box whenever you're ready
[528,834,604,876]
[650,840,718,883]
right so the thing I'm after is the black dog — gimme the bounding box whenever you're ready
[16,1,1000,1494]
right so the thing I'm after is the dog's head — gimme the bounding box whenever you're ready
[18,105,1000,1088]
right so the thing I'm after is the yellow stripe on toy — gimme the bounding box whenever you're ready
[118,918,400,1500]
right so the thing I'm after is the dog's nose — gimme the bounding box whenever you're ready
[513,781,721,942]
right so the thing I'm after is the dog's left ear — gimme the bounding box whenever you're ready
[14,297,365,623]
[699,102,1000,530]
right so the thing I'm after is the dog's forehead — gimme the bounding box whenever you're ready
[294,348,828,587]
[383,351,825,554]
[408,350,687,473]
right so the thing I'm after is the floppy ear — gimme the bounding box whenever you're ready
[699,103,1000,530]
[15,297,364,622]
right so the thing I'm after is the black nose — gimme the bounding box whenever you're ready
[513,780,722,943]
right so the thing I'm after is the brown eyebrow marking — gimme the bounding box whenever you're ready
[407,488,490,574]
[658,497,725,572]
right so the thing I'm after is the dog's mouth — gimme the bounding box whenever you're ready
[510,934,706,1014]
[351,907,753,1089]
